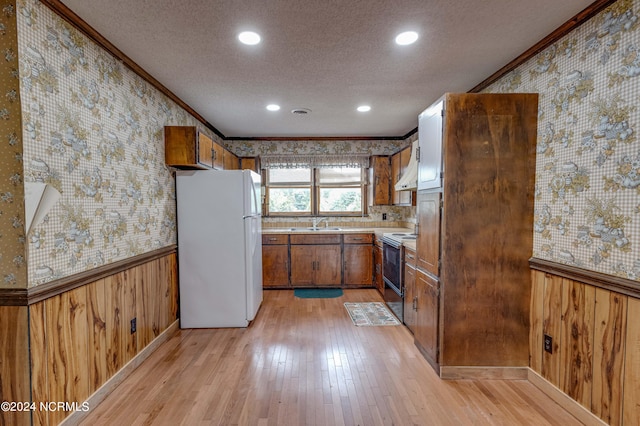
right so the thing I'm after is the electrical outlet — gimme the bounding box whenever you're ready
[382,213,387,220]
[544,334,553,354]
[130,317,137,334]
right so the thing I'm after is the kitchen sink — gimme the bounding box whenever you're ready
[289,227,342,231]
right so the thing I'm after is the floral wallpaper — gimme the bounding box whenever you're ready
[486,0,640,281]
[0,0,26,288]
[225,137,411,158]
[15,0,218,287]
[15,0,637,286]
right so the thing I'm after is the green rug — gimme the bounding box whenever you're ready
[294,288,344,298]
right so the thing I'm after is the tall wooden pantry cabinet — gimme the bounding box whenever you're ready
[414,93,538,376]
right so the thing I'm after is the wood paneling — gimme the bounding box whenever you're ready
[87,278,108,394]
[592,288,626,426]
[29,301,48,426]
[0,306,30,426]
[623,297,640,426]
[26,254,178,425]
[26,245,176,305]
[530,270,545,373]
[104,272,124,377]
[531,269,637,426]
[541,274,563,386]
[122,268,138,363]
[46,286,90,426]
[560,279,594,408]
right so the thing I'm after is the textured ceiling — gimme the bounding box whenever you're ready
[59,0,596,138]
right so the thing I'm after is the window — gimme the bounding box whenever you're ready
[267,168,311,214]
[265,167,364,216]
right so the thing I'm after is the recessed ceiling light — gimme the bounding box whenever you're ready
[238,31,261,45]
[395,31,418,46]
[357,105,371,112]
[266,104,280,111]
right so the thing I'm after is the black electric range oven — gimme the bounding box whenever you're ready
[381,233,416,322]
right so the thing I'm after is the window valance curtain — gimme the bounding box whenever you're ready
[260,154,370,169]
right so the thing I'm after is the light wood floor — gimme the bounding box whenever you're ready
[80,289,581,425]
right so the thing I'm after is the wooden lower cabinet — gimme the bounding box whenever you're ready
[415,269,439,369]
[373,242,383,294]
[262,234,289,288]
[403,248,417,333]
[344,234,373,286]
[263,233,378,288]
[262,245,289,287]
[290,244,341,286]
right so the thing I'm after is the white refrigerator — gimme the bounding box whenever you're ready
[176,169,263,328]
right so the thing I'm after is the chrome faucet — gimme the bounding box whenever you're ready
[312,217,328,230]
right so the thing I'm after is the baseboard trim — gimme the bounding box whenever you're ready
[527,369,607,426]
[439,366,528,380]
[60,320,179,426]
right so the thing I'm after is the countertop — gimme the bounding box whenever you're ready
[262,226,417,250]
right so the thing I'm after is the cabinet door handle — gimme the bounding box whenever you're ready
[268,237,278,241]
[352,238,363,241]
[407,254,414,260]
[413,296,417,311]
[211,149,216,161]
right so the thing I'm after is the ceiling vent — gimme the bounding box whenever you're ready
[291,108,311,115]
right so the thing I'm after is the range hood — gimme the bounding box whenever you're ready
[394,140,418,191]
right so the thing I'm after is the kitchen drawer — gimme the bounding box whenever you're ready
[404,248,417,267]
[344,233,373,244]
[290,234,341,245]
[262,234,289,245]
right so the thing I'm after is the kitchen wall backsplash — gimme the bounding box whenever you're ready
[486,0,640,281]
[261,205,417,229]
[0,0,27,288]
[16,0,221,287]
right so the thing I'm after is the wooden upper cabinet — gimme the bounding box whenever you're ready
[164,126,214,169]
[241,157,261,173]
[391,146,413,206]
[391,152,401,205]
[212,141,224,170]
[197,132,214,168]
[368,156,390,206]
[223,149,239,170]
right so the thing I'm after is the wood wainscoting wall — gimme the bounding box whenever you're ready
[530,259,640,426]
[0,248,178,426]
